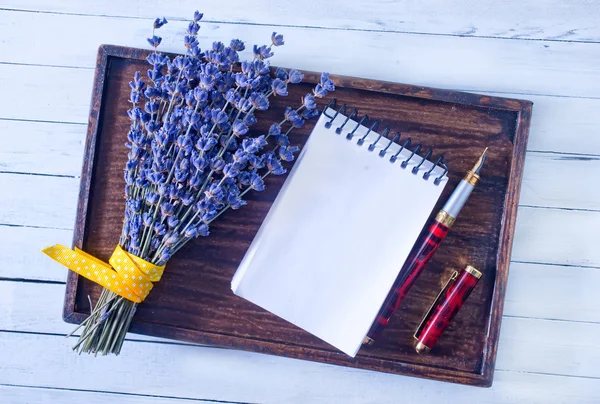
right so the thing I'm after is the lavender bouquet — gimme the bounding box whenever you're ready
[69,12,335,355]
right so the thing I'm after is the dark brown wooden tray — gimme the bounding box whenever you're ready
[64,45,531,387]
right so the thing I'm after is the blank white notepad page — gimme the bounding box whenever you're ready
[231,108,448,357]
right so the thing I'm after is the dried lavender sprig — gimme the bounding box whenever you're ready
[72,10,335,355]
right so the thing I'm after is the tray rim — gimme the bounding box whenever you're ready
[63,44,532,387]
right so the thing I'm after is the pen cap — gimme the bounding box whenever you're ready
[414,265,482,353]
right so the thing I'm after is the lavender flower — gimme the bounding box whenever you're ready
[147,35,162,48]
[153,17,168,29]
[83,9,336,356]
[271,79,288,96]
[230,39,245,52]
[288,69,304,84]
[271,32,285,47]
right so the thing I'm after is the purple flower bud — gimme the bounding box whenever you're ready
[232,120,249,136]
[160,201,176,216]
[197,223,210,236]
[268,123,281,137]
[250,172,265,191]
[230,39,245,52]
[212,41,225,52]
[236,97,252,112]
[234,73,250,88]
[153,17,168,29]
[184,35,199,49]
[187,22,200,35]
[225,88,241,104]
[146,192,159,205]
[249,93,269,110]
[288,69,304,84]
[160,248,172,262]
[303,94,316,110]
[210,156,225,172]
[271,78,288,96]
[302,108,320,119]
[196,136,217,152]
[210,109,228,124]
[194,88,209,102]
[223,163,239,178]
[279,145,300,162]
[147,35,162,48]
[271,32,285,47]
[275,67,288,81]
[154,222,167,236]
[265,153,287,175]
[193,11,204,22]
[313,83,328,98]
[165,234,179,246]
[253,45,274,60]
[249,154,265,169]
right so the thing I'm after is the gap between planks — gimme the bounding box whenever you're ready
[1,11,600,99]
[0,331,599,404]
[2,1,600,43]
[0,384,248,404]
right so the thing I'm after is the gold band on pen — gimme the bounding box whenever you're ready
[435,210,456,228]
[464,265,482,279]
[464,171,480,186]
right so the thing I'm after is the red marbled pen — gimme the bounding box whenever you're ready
[364,148,488,344]
[414,265,482,353]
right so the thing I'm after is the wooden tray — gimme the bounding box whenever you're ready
[64,45,532,387]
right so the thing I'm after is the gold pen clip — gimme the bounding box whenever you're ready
[413,270,459,340]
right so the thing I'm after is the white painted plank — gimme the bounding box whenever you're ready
[0,385,233,404]
[1,12,600,99]
[0,173,79,229]
[504,262,600,323]
[0,65,92,123]
[520,151,600,211]
[0,226,71,282]
[512,207,600,268]
[2,1,600,42]
[519,94,600,155]
[0,332,599,404]
[496,316,600,378]
[0,120,85,176]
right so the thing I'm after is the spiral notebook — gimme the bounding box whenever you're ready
[231,104,449,357]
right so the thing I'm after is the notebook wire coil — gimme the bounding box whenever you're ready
[322,99,448,185]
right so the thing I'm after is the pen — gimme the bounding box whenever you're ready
[414,265,482,353]
[364,148,488,344]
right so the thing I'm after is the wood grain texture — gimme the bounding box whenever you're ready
[61,45,531,387]
[4,1,600,42]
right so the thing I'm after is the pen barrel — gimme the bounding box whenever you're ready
[366,219,450,342]
[414,267,481,351]
[441,179,474,217]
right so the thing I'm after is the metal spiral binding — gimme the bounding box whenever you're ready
[322,99,448,185]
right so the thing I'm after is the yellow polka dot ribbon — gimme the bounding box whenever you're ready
[42,244,165,303]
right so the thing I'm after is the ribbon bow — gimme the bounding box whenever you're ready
[42,244,165,303]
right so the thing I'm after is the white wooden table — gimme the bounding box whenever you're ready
[1,2,599,403]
